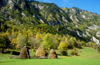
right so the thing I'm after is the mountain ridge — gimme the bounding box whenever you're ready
[0,0,100,45]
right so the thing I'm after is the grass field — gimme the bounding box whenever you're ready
[0,47,100,65]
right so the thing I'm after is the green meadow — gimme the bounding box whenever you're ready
[0,47,100,65]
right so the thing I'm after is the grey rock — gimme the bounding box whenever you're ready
[21,12,26,17]
[70,15,79,22]
[40,19,44,23]
[70,15,74,21]
[86,31,91,36]
[83,34,88,37]
[62,16,68,23]
[38,4,44,9]
[87,25,99,30]
[75,25,79,28]
[21,2,26,9]
[34,4,44,9]
[81,15,86,18]
[8,0,16,9]
[96,31,100,37]
[48,22,60,26]
[76,31,82,37]
[92,36,100,45]
[9,16,13,21]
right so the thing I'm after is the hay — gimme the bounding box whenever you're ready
[10,55,19,59]
[48,49,58,59]
[19,46,30,59]
[71,51,78,56]
[36,46,47,58]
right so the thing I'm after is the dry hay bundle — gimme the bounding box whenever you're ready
[36,46,47,58]
[19,46,30,59]
[71,51,78,56]
[48,49,58,59]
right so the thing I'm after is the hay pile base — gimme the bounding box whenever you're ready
[19,46,30,59]
[36,46,47,58]
[48,49,58,59]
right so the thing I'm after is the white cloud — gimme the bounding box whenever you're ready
[63,0,68,2]
[63,0,68,5]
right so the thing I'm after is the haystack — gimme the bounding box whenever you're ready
[36,46,47,58]
[19,46,30,59]
[48,49,58,59]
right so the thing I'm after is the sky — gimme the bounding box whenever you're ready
[35,0,100,15]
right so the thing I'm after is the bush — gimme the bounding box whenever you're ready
[58,41,68,56]
[71,47,78,56]
[86,42,96,47]
[68,37,78,48]
[97,46,100,53]
[10,39,17,49]
[71,51,78,56]
[0,34,11,48]
[62,50,67,56]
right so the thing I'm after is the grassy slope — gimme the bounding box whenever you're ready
[67,47,100,59]
[0,58,100,65]
[0,47,100,65]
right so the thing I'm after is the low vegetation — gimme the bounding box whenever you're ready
[0,47,100,65]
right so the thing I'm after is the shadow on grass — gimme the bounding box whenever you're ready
[1,51,20,55]
[57,54,64,56]
[0,60,16,63]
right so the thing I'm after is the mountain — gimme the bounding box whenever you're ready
[0,0,100,44]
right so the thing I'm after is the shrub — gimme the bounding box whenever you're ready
[0,34,11,48]
[71,47,78,56]
[10,39,17,49]
[79,41,86,47]
[86,42,96,48]
[71,51,78,56]
[97,46,100,53]
[71,51,74,55]
[58,41,68,56]
[68,37,78,48]
[61,50,67,56]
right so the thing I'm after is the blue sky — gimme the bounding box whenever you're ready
[35,0,100,15]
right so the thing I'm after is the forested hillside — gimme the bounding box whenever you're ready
[0,0,100,50]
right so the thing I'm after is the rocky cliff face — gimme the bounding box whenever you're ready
[0,0,26,9]
[0,0,8,8]
[62,7,98,24]
[92,37,100,45]
[8,0,26,9]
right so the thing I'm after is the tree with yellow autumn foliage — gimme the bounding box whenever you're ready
[58,41,68,55]
[10,39,17,49]
[16,33,26,48]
